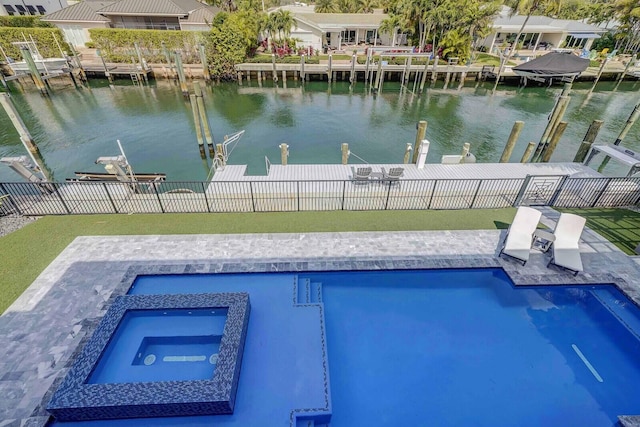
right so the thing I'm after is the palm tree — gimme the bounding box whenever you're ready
[274,10,295,40]
[356,0,377,13]
[315,0,338,13]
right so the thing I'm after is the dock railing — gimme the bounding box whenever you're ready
[0,175,639,216]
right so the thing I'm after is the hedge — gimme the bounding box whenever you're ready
[0,27,69,61]
[88,28,209,64]
[0,16,53,28]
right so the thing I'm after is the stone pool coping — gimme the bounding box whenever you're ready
[1,209,640,426]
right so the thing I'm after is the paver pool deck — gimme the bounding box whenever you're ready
[1,207,640,427]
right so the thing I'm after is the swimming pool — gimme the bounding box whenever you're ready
[48,268,640,426]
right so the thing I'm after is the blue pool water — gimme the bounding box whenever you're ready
[50,268,640,427]
[88,309,227,384]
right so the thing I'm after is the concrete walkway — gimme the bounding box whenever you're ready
[1,209,639,426]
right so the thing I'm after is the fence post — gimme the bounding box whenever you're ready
[384,181,392,210]
[514,175,532,207]
[297,181,300,211]
[53,183,71,214]
[249,181,256,212]
[103,183,118,213]
[201,182,211,213]
[341,181,346,210]
[548,175,569,207]
[469,180,483,209]
[153,183,165,213]
[591,178,612,208]
[427,180,437,209]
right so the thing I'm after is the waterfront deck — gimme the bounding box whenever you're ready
[212,162,601,181]
[5,162,638,216]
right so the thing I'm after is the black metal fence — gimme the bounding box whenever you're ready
[1,175,639,216]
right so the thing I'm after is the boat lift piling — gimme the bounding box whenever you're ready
[193,81,215,157]
[0,93,50,180]
[589,58,608,94]
[19,46,48,95]
[431,56,439,87]
[573,119,604,163]
[532,83,572,162]
[161,42,175,79]
[189,93,205,158]
[598,102,640,172]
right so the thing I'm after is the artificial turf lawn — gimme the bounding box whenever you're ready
[562,208,640,256]
[0,209,517,314]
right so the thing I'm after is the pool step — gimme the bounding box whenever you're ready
[297,278,311,304]
[295,419,329,427]
[310,282,323,304]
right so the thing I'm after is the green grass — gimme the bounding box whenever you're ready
[472,53,516,67]
[0,209,516,314]
[561,208,640,256]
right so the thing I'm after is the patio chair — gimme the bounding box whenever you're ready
[351,166,372,184]
[381,167,404,184]
[499,206,542,265]
[547,213,586,276]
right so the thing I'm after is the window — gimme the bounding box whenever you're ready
[36,5,46,14]
[15,4,27,14]
[26,5,37,14]
[4,4,16,14]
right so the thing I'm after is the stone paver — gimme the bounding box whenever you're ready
[1,213,640,425]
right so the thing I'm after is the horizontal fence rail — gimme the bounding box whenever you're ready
[1,175,639,216]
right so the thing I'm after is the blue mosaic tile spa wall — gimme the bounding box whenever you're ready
[47,293,250,421]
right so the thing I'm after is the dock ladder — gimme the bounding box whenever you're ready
[130,73,140,85]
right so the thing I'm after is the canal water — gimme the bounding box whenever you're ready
[1,78,639,182]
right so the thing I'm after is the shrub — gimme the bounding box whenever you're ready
[88,28,208,64]
[0,16,53,28]
[0,27,69,59]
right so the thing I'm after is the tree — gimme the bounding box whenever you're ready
[356,0,377,13]
[613,0,640,52]
[314,0,338,13]
[204,0,238,12]
[207,12,260,79]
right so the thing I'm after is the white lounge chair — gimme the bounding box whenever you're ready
[548,213,586,275]
[499,206,542,265]
[351,166,372,184]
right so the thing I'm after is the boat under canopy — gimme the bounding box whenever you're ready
[513,52,590,84]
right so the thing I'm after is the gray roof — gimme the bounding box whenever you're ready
[296,12,387,29]
[180,5,219,24]
[98,0,207,16]
[43,0,113,22]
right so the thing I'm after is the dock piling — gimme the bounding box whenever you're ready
[328,54,333,83]
[412,120,428,163]
[19,47,47,95]
[573,119,604,163]
[216,143,225,166]
[541,121,568,162]
[189,93,205,157]
[341,143,349,165]
[300,55,305,82]
[373,58,382,92]
[161,42,175,79]
[431,56,439,86]
[419,59,429,93]
[403,143,412,164]
[200,44,211,82]
[500,121,525,163]
[280,143,289,165]
[271,54,278,82]
[520,142,536,163]
[174,52,189,97]
[349,54,356,85]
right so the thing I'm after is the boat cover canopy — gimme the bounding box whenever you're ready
[513,52,590,76]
